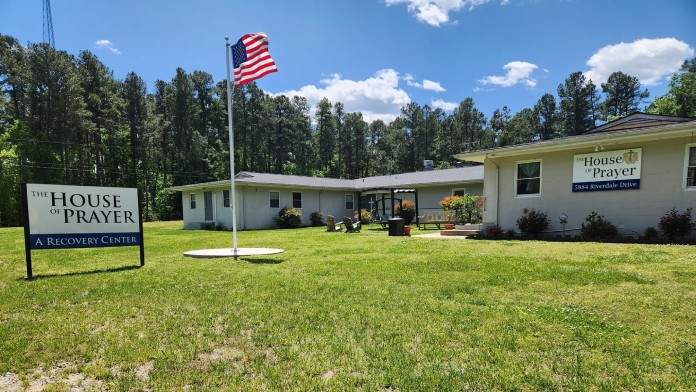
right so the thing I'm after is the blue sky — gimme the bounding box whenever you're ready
[1,0,695,123]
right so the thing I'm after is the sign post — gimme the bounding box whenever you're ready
[22,183,144,279]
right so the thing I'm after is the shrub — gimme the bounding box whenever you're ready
[581,211,618,239]
[357,209,373,224]
[484,225,504,237]
[505,229,516,238]
[439,194,482,224]
[275,207,302,228]
[395,200,416,225]
[516,209,549,237]
[154,189,179,220]
[309,211,325,227]
[658,207,695,239]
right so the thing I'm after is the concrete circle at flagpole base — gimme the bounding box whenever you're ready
[183,248,284,258]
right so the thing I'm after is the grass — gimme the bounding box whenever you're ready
[1,221,695,390]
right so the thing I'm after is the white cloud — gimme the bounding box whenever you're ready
[385,0,495,27]
[584,38,694,86]
[478,61,538,88]
[422,79,446,92]
[94,39,121,55]
[404,74,446,92]
[276,69,411,123]
[431,99,458,111]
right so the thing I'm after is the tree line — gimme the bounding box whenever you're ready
[1,33,694,226]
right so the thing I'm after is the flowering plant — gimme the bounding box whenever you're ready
[356,209,373,224]
[658,207,694,239]
[395,200,416,225]
[516,209,549,237]
[439,194,482,224]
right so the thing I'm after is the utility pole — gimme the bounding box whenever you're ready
[43,0,55,47]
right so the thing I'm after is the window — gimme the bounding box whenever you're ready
[292,192,302,209]
[686,145,696,188]
[452,188,466,197]
[190,193,196,209]
[223,190,230,208]
[516,160,541,196]
[345,194,354,210]
[269,191,280,208]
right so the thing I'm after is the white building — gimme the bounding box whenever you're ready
[454,113,696,237]
[169,166,484,230]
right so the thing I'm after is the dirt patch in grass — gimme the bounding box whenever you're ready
[0,361,105,391]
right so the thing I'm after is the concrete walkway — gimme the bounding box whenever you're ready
[411,232,472,239]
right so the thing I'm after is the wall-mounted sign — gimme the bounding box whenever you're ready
[572,148,642,192]
[22,183,144,279]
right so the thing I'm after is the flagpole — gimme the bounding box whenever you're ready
[225,36,239,260]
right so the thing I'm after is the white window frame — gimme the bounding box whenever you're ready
[345,194,355,210]
[292,191,303,209]
[223,189,230,208]
[684,143,696,190]
[190,193,197,209]
[515,159,542,198]
[269,191,280,209]
[452,188,466,196]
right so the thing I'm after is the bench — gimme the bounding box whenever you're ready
[369,214,390,230]
[417,211,455,230]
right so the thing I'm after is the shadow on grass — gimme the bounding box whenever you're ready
[22,265,142,281]
[244,258,284,265]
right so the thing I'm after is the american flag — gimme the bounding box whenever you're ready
[231,32,278,87]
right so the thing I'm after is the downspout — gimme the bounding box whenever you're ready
[485,154,500,227]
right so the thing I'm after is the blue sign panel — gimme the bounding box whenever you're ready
[30,232,141,250]
[572,179,641,193]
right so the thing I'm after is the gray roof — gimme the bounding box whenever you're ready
[585,112,694,134]
[356,166,483,190]
[234,172,354,189]
[455,116,696,163]
[169,166,483,192]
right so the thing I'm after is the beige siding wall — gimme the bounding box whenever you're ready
[483,136,696,235]
[239,186,357,229]
[181,185,359,230]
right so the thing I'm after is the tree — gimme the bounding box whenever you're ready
[0,34,27,123]
[334,102,345,177]
[23,43,90,185]
[648,58,696,118]
[534,93,560,140]
[78,50,125,186]
[315,98,335,172]
[600,71,649,121]
[558,72,599,135]
[489,106,511,146]
[342,112,368,178]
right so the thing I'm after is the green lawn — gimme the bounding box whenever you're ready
[1,221,694,390]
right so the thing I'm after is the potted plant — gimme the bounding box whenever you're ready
[395,200,416,236]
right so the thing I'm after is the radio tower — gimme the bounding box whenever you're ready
[43,0,55,47]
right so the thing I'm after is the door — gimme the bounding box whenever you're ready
[204,191,213,221]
